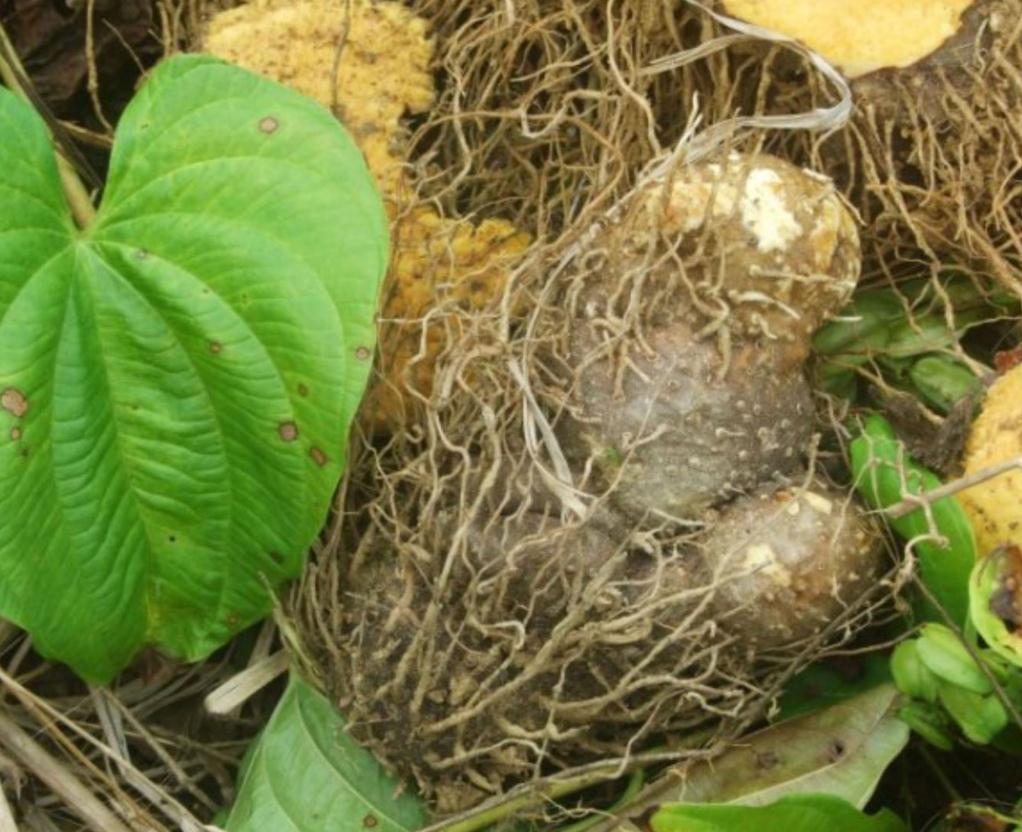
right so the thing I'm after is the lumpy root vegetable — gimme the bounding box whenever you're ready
[700,479,884,647]
[564,317,814,521]
[278,1,892,813]
[561,152,860,521]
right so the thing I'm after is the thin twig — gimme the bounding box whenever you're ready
[204,650,289,717]
[85,0,114,132]
[329,0,353,114]
[884,456,1022,519]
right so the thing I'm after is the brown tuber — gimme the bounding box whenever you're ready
[562,153,860,521]
[277,4,892,813]
[700,479,883,647]
[565,318,814,521]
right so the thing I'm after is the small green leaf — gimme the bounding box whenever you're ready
[883,315,966,359]
[812,291,902,356]
[225,675,430,831]
[938,686,1008,745]
[908,356,982,414]
[890,641,939,704]
[896,701,955,751]
[850,414,975,625]
[969,549,1022,668]
[915,625,991,694]
[0,55,387,681]
[650,795,907,832]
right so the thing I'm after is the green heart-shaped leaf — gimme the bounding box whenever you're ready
[0,55,387,682]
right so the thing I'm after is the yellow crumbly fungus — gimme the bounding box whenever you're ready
[959,364,1022,557]
[721,0,976,78]
[367,212,531,432]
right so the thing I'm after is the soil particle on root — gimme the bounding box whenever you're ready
[318,485,884,814]
[329,510,733,813]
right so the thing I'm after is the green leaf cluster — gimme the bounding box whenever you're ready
[892,624,1015,748]
[814,276,1011,412]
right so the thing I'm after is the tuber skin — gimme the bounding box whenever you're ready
[565,318,814,522]
[562,153,860,522]
[620,153,861,350]
[720,0,1022,295]
[699,479,884,647]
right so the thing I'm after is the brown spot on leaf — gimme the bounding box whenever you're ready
[825,739,846,763]
[755,750,780,769]
[134,248,149,260]
[227,613,241,627]
[9,427,21,442]
[363,815,378,829]
[355,346,372,361]
[259,116,279,134]
[209,341,223,355]
[297,383,309,397]
[310,447,328,467]
[279,422,299,442]
[1,388,28,418]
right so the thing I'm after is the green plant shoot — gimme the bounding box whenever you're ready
[850,414,976,625]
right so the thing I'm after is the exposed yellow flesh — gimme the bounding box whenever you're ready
[721,0,976,78]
